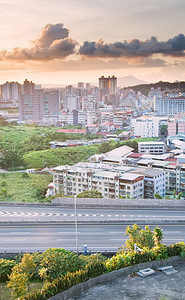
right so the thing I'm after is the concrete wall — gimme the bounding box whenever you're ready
[49,256,184,300]
[52,197,185,209]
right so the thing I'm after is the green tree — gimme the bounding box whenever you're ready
[154,193,163,199]
[125,224,163,251]
[176,192,183,200]
[7,265,28,299]
[77,190,103,198]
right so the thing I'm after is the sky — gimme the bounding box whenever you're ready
[0,0,185,85]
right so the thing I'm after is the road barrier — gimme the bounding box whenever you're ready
[52,197,185,209]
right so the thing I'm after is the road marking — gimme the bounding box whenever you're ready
[108,215,111,217]
[58,232,77,235]
[9,232,31,235]
[57,239,76,241]
[70,214,74,216]
[122,215,126,217]
[85,214,89,216]
[115,215,119,217]
[109,232,123,234]
[5,239,27,241]
[93,214,96,217]
[78,214,82,216]
[109,239,125,241]
[164,231,182,234]
[40,213,46,216]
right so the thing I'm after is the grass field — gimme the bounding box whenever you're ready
[0,125,58,144]
[0,173,52,202]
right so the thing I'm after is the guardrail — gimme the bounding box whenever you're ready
[52,197,185,208]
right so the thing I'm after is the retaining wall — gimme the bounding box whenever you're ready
[49,256,184,300]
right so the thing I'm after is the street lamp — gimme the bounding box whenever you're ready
[74,194,78,253]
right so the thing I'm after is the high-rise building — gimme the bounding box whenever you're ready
[44,91,60,114]
[63,95,80,111]
[99,75,117,95]
[1,81,21,101]
[19,79,45,122]
[99,75,117,103]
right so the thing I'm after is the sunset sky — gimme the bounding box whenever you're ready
[0,0,185,85]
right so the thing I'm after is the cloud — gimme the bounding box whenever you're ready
[0,23,77,61]
[79,34,185,58]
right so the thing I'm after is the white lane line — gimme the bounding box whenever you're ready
[0,211,4,214]
[115,215,119,217]
[130,215,134,217]
[47,213,53,217]
[9,232,31,235]
[70,214,74,216]
[58,232,77,235]
[164,231,182,234]
[109,239,125,241]
[63,213,67,216]
[5,239,27,242]
[109,232,123,234]
[122,215,126,217]
[5,211,11,215]
[57,239,76,241]
[85,214,89,216]
[100,214,104,217]
[108,215,111,217]
[93,214,96,217]
[137,215,141,217]
[40,213,46,216]
[164,238,185,241]
[78,214,82,216]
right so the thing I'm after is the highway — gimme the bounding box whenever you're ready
[0,223,185,252]
[0,205,185,223]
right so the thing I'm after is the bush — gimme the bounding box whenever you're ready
[0,258,16,282]
[39,248,82,281]
[20,260,106,300]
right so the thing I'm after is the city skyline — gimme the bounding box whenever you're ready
[0,0,185,84]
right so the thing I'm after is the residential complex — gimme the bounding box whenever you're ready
[52,146,166,199]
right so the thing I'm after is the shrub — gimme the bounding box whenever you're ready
[20,261,106,300]
[0,258,16,282]
[39,248,82,282]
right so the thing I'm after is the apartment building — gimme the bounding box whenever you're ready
[138,142,165,154]
[53,165,144,199]
[131,116,159,138]
[154,94,185,115]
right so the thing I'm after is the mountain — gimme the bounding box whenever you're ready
[117,76,148,87]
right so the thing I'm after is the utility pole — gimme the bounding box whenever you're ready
[74,194,78,253]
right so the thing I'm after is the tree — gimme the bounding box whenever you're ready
[176,192,183,200]
[125,224,163,251]
[77,190,103,198]
[99,142,112,154]
[154,193,163,199]
[7,253,36,297]
[7,265,28,299]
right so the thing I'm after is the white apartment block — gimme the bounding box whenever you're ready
[154,94,185,115]
[53,164,144,199]
[131,116,159,138]
[138,142,165,155]
[140,169,166,198]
